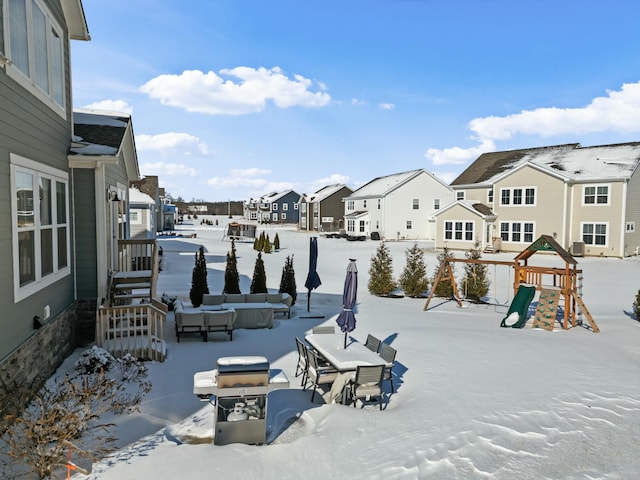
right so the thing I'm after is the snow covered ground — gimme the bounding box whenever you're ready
[68,217,640,479]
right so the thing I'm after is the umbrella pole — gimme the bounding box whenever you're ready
[344,332,347,349]
[307,289,311,312]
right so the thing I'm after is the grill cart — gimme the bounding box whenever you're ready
[193,356,289,445]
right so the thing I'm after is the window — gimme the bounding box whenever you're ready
[280,213,286,220]
[501,189,510,205]
[282,203,288,211]
[456,191,465,201]
[359,220,365,233]
[11,154,70,301]
[272,203,278,211]
[301,203,306,213]
[347,200,354,211]
[406,221,412,230]
[626,222,635,233]
[434,199,440,210]
[582,223,607,246]
[501,187,535,206]
[347,219,355,232]
[445,220,473,241]
[487,189,493,203]
[584,185,609,205]
[412,199,419,210]
[500,222,535,243]
[377,199,381,210]
[130,211,141,224]
[363,199,367,208]
[294,203,298,210]
[6,0,66,113]
[272,213,278,222]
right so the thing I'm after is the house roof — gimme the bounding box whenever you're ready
[308,184,351,203]
[349,169,441,198]
[69,109,140,180]
[434,200,496,219]
[61,0,90,41]
[129,187,155,205]
[451,142,640,186]
[344,210,368,219]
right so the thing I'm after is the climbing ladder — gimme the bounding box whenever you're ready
[570,291,600,333]
[531,288,561,331]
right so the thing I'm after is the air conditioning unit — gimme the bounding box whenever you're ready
[572,241,585,257]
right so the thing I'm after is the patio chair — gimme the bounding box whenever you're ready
[305,347,338,402]
[379,342,397,393]
[348,364,385,410]
[294,337,309,386]
[364,334,381,353]
[312,326,335,334]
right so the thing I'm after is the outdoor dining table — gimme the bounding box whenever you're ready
[305,333,391,404]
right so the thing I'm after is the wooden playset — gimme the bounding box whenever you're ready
[424,235,599,333]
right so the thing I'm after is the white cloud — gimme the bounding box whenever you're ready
[379,103,395,110]
[139,67,331,115]
[140,162,198,176]
[312,173,351,187]
[136,132,209,156]
[425,81,640,166]
[229,168,272,177]
[81,99,133,114]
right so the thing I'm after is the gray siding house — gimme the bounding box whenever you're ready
[0,0,91,386]
[299,184,353,232]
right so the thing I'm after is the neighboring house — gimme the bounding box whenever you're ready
[435,142,640,257]
[162,202,177,231]
[299,184,353,232]
[244,190,301,224]
[0,0,91,386]
[131,175,163,233]
[69,109,140,300]
[343,169,453,240]
[129,187,156,240]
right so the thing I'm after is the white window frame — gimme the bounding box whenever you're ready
[406,220,412,229]
[272,203,278,211]
[282,203,288,211]
[347,219,355,233]
[347,200,354,211]
[583,184,610,206]
[10,153,70,302]
[434,198,440,210]
[130,210,142,225]
[280,212,286,220]
[582,222,608,246]
[487,189,493,203]
[294,203,298,210]
[444,220,473,241]
[412,199,419,210]
[456,191,464,201]
[4,0,66,116]
[500,187,536,207]
[500,221,535,243]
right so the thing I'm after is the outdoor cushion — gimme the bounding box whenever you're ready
[202,294,225,305]
[246,293,267,303]
[225,294,246,303]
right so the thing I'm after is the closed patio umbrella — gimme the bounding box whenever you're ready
[336,259,358,348]
[304,237,321,312]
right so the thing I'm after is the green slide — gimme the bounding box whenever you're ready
[500,285,536,329]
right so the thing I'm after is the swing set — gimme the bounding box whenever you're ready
[423,235,599,333]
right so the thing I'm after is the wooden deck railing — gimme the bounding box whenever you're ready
[96,299,167,362]
[116,239,160,299]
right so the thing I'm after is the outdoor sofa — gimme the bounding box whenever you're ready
[202,292,293,329]
[174,301,235,341]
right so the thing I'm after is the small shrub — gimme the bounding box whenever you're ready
[633,289,640,320]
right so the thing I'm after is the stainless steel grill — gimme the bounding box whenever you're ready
[193,356,289,445]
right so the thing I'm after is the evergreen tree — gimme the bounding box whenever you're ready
[253,236,259,251]
[189,245,209,307]
[264,234,272,253]
[223,238,241,294]
[256,231,265,252]
[634,289,640,321]
[274,233,280,251]
[368,241,396,296]
[460,240,490,302]
[279,254,297,305]
[399,243,429,297]
[431,246,456,298]
[250,252,268,293]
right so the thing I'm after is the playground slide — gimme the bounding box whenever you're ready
[500,285,536,329]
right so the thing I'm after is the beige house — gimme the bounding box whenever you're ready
[434,143,640,257]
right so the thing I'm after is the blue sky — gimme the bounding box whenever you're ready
[71,0,640,202]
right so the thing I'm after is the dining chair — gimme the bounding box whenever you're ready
[349,364,385,410]
[305,347,339,402]
[312,326,335,334]
[378,342,397,393]
[364,334,381,353]
[294,337,309,386]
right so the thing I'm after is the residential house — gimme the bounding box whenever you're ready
[0,0,91,387]
[343,169,453,240]
[69,109,140,300]
[244,190,301,224]
[434,142,640,257]
[129,187,156,240]
[299,184,353,232]
[131,175,163,233]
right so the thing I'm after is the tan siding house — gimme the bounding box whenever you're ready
[436,143,640,257]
